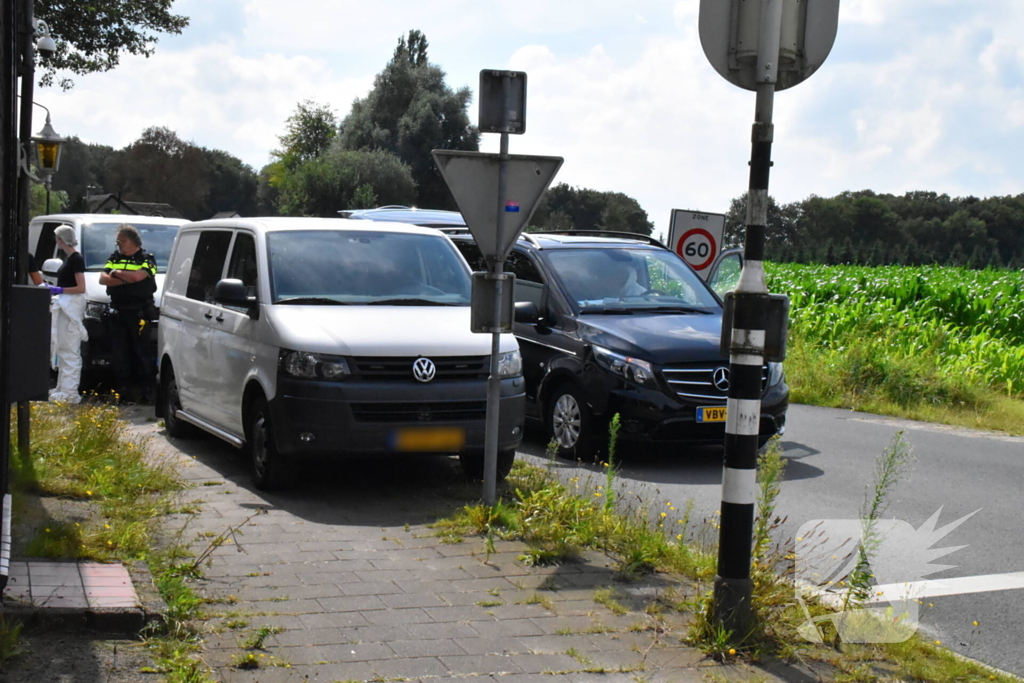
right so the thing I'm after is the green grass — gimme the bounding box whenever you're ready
[11,402,185,561]
[435,461,714,579]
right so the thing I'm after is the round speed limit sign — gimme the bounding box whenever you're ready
[676,227,718,271]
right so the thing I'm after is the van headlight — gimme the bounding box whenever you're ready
[495,349,522,378]
[592,345,656,387]
[768,361,785,387]
[85,301,109,321]
[279,349,351,381]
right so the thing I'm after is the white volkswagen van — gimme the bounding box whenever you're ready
[29,213,186,386]
[156,217,525,490]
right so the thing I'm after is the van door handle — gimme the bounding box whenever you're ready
[204,311,213,320]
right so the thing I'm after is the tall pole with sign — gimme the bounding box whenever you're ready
[698,0,840,638]
[434,70,562,506]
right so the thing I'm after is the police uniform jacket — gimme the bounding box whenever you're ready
[104,249,157,310]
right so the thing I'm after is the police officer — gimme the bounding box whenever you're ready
[99,225,158,404]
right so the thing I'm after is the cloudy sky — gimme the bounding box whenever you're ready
[38,0,1024,236]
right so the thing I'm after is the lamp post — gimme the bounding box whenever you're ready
[1,0,59,594]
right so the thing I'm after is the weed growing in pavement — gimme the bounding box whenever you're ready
[241,624,284,650]
[0,614,25,669]
[844,431,915,615]
[519,592,556,612]
[593,587,628,616]
[603,413,621,514]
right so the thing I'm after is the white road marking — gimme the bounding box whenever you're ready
[865,572,1024,604]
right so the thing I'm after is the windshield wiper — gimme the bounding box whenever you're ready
[643,306,714,314]
[275,297,350,305]
[580,307,635,315]
[366,298,458,306]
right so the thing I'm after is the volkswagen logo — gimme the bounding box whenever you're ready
[712,367,730,392]
[413,358,436,383]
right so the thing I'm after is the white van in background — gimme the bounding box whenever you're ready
[156,217,525,490]
[29,214,186,388]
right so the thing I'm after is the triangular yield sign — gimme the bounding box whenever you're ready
[433,150,563,261]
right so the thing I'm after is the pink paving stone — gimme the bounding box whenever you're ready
[79,564,130,577]
[31,585,82,599]
[28,575,82,587]
[27,561,79,570]
[36,596,89,609]
[4,585,31,600]
[89,597,139,608]
[84,586,138,598]
[81,575,132,587]
[27,564,81,576]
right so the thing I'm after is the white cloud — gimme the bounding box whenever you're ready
[31,0,1024,233]
[41,43,372,170]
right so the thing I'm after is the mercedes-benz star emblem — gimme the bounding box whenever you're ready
[413,358,436,383]
[712,367,730,391]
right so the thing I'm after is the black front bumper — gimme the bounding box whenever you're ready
[268,375,527,456]
[596,379,789,445]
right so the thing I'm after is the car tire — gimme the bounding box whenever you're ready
[547,382,600,461]
[246,397,296,491]
[163,369,198,439]
[459,449,516,482]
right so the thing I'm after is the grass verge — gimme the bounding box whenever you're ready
[786,334,1024,436]
[6,401,216,682]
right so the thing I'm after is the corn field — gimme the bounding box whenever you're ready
[766,264,1024,398]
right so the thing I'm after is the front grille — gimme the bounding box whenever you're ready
[350,400,488,423]
[661,363,769,402]
[349,356,489,381]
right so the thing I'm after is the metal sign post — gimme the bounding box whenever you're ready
[698,0,840,639]
[433,70,562,505]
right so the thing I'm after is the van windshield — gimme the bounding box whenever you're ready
[81,222,183,273]
[267,230,472,305]
[545,247,720,312]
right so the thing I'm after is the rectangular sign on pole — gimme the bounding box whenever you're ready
[668,209,726,280]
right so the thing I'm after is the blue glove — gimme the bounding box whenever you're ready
[48,286,63,295]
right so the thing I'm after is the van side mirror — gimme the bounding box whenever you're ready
[41,258,62,281]
[214,278,258,318]
[514,301,540,325]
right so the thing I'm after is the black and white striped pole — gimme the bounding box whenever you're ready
[712,80,775,639]
[698,0,840,637]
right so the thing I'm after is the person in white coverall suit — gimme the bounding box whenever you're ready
[48,226,88,403]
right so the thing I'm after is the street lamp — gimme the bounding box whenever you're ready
[32,112,63,177]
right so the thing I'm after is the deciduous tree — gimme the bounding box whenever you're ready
[36,0,189,89]
[336,30,478,209]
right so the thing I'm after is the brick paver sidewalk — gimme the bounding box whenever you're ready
[129,415,794,683]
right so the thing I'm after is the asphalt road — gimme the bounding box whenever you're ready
[518,404,1024,677]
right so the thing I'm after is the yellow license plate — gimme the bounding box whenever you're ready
[391,427,466,452]
[697,406,728,423]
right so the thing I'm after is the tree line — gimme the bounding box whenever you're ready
[725,190,1024,269]
[41,14,1021,268]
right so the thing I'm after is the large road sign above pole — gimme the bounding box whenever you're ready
[699,0,840,91]
[433,151,563,263]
